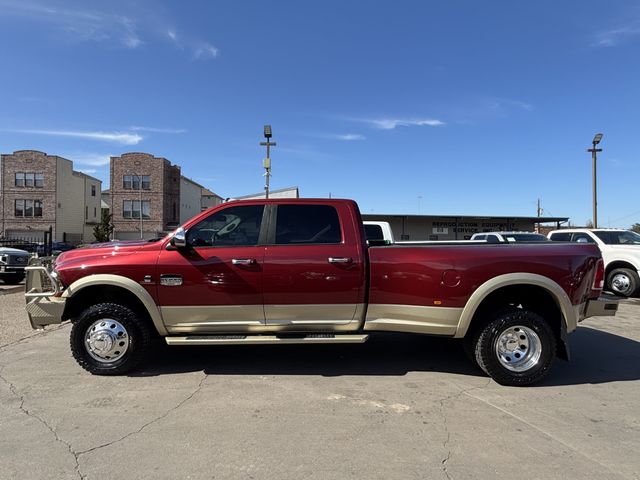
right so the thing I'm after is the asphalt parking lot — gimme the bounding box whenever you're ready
[1,291,638,480]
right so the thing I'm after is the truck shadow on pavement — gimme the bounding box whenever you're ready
[132,327,640,386]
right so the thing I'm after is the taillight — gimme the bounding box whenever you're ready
[592,259,605,290]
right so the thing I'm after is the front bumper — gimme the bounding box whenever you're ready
[0,266,25,274]
[582,295,619,320]
[24,258,65,330]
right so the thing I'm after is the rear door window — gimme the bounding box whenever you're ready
[275,205,342,244]
[549,232,571,241]
[364,224,384,241]
[571,233,595,243]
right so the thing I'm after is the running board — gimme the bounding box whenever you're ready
[165,334,369,346]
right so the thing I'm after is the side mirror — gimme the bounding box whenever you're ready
[170,227,187,249]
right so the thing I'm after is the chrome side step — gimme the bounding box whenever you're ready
[165,334,369,346]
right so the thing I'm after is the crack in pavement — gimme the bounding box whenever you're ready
[463,390,634,480]
[0,368,208,480]
[76,372,209,457]
[0,365,82,480]
[437,380,492,480]
[0,323,69,353]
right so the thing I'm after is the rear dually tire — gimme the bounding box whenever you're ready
[473,308,556,386]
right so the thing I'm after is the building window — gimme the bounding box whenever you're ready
[91,185,96,196]
[94,207,97,218]
[25,173,35,187]
[123,175,132,189]
[131,175,140,190]
[15,173,25,187]
[123,200,150,219]
[15,199,42,217]
[142,175,150,190]
[15,172,44,188]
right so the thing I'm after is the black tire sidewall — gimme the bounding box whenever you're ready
[2,274,24,284]
[475,309,556,386]
[70,303,150,375]
[607,268,639,297]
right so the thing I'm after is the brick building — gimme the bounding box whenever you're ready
[109,152,181,239]
[0,150,101,243]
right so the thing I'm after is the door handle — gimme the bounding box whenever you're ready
[232,258,256,265]
[328,257,352,264]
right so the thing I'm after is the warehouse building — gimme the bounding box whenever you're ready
[361,213,568,241]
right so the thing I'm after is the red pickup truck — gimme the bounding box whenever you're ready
[25,199,617,385]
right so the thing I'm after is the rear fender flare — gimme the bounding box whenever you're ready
[62,274,167,336]
[454,273,576,339]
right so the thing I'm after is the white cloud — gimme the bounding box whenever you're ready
[1,1,221,61]
[488,99,533,112]
[7,129,143,145]
[0,1,143,49]
[71,153,112,166]
[335,133,365,141]
[593,26,640,47]
[124,35,142,48]
[361,118,445,130]
[318,133,365,141]
[194,43,219,60]
[130,126,187,134]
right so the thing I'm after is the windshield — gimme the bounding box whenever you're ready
[594,230,640,245]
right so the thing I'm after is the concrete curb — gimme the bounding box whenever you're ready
[0,286,25,295]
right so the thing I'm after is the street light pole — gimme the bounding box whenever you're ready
[260,125,276,199]
[587,133,603,228]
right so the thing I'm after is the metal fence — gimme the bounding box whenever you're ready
[0,226,53,256]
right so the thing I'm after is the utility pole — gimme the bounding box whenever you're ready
[260,125,276,199]
[587,133,603,228]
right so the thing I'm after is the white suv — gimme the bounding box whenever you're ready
[470,232,549,243]
[548,229,640,296]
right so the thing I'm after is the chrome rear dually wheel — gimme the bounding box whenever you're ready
[473,308,556,386]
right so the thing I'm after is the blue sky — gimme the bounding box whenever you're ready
[1,0,639,227]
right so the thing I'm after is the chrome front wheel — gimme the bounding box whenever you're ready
[85,319,130,363]
[71,303,151,375]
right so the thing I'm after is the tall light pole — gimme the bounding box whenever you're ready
[587,133,603,228]
[260,125,276,198]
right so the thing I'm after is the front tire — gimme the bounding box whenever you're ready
[2,274,25,285]
[473,308,556,386]
[70,303,151,375]
[607,268,639,297]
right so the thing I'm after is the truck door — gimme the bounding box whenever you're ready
[156,204,266,333]
[262,203,366,328]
